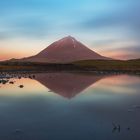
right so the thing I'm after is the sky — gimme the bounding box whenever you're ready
[0,0,140,60]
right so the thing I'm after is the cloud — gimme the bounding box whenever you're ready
[10,17,50,38]
[0,16,52,39]
[0,32,9,40]
[81,3,140,39]
[119,45,140,52]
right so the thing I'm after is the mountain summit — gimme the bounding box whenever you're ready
[23,36,110,63]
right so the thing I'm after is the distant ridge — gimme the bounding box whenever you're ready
[21,36,111,63]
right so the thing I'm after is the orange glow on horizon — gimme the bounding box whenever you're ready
[0,38,139,61]
[99,50,140,60]
[0,38,47,61]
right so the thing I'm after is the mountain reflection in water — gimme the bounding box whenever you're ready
[0,72,140,140]
[35,73,106,98]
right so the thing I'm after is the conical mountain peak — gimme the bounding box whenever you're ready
[62,35,75,39]
[55,36,77,48]
[23,36,111,63]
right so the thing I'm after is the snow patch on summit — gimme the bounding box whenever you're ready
[71,38,76,48]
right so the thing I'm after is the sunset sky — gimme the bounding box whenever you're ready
[0,0,140,60]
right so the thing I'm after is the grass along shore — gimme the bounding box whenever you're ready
[0,59,139,73]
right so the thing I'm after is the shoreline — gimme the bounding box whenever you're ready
[0,59,140,74]
[0,69,140,76]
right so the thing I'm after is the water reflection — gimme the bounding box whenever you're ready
[35,73,106,98]
[0,72,108,98]
[0,72,140,140]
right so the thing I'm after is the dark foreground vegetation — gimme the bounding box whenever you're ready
[72,59,140,71]
[0,59,140,74]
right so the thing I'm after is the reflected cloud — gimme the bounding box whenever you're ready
[93,75,140,94]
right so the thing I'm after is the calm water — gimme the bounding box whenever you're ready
[0,72,140,140]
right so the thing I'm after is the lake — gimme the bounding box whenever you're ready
[0,72,140,140]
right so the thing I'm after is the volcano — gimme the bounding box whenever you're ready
[22,36,110,63]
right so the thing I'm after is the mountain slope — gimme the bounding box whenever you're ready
[22,36,111,63]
